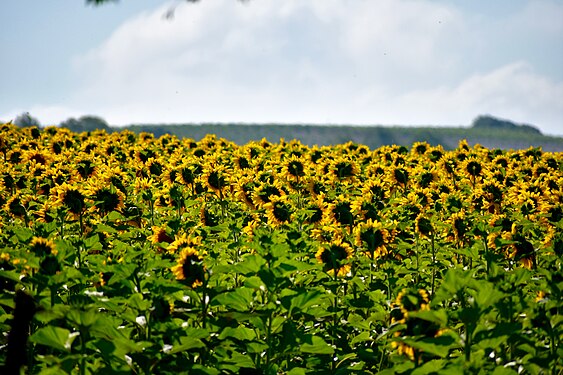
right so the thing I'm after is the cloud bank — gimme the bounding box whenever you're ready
[25,0,563,134]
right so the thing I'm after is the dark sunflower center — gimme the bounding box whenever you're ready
[94,189,120,213]
[63,189,85,214]
[466,161,482,177]
[393,168,408,184]
[320,245,349,270]
[181,255,205,286]
[334,162,354,179]
[361,228,385,250]
[272,202,291,223]
[31,242,54,256]
[288,161,305,177]
[208,171,226,190]
[333,202,353,225]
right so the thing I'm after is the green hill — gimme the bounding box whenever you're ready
[50,114,563,151]
[121,122,563,151]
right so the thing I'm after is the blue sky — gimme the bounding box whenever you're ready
[1,0,562,135]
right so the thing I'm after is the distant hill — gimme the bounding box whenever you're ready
[48,114,563,151]
[120,120,563,152]
[471,115,542,135]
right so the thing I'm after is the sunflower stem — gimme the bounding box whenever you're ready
[431,233,436,296]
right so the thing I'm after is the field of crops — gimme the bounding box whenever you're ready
[0,123,561,374]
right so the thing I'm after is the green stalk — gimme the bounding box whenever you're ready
[431,234,436,296]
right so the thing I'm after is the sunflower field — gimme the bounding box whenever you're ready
[0,123,561,374]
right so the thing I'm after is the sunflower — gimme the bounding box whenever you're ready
[354,219,392,259]
[448,211,469,245]
[391,289,441,361]
[415,214,433,238]
[252,181,285,207]
[281,155,307,181]
[88,185,125,215]
[233,175,256,208]
[315,238,353,277]
[327,198,354,227]
[150,226,174,245]
[171,247,206,288]
[263,195,293,226]
[200,204,221,227]
[301,197,327,226]
[202,164,229,194]
[5,195,27,218]
[461,158,485,183]
[29,237,58,256]
[52,182,87,216]
[167,234,201,255]
[390,167,409,187]
[330,157,358,182]
[509,233,535,269]
[411,141,430,156]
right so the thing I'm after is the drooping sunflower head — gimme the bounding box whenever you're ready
[509,233,535,269]
[88,185,125,215]
[449,211,468,243]
[202,164,229,193]
[167,234,201,255]
[315,238,353,277]
[415,214,433,238]
[5,195,27,218]
[354,219,390,258]
[30,237,57,257]
[263,195,293,227]
[327,198,354,226]
[171,247,206,288]
[282,155,307,180]
[54,183,86,215]
[394,288,430,321]
[390,167,409,186]
[150,226,174,245]
[200,204,221,227]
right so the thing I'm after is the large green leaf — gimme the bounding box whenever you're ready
[211,287,254,311]
[168,336,206,354]
[300,335,334,354]
[30,326,77,352]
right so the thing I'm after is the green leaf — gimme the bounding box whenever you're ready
[287,368,307,375]
[168,336,205,354]
[474,282,504,309]
[233,254,266,275]
[246,341,269,354]
[408,309,448,327]
[289,290,324,315]
[95,223,118,233]
[350,331,371,345]
[30,326,76,352]
[243,276,265,290]
[211,287,254,311]
[300,335,334,354]
[491,366,518,375]
[13,227,33,242]
[402,334,457,358]
[411,359,447,375]
[219,326,256,341]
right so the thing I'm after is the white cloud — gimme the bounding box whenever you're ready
[58,0,563,135]
[382,62,563,134]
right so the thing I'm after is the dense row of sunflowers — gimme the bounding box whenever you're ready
[0,123,561,374]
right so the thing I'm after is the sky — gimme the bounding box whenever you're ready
[1,0,562,135]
